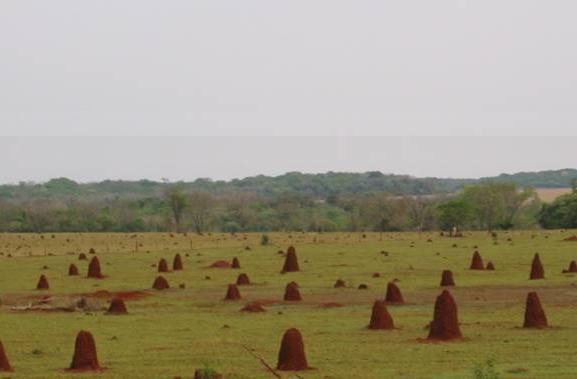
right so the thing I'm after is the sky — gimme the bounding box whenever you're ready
[1,2,576,183]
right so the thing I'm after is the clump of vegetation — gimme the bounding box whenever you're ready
[260,234,270,245]
[473,358,500,379]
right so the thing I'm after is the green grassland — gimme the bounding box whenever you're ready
[0,231,577,378]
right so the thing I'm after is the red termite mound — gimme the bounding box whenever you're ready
[224,284,242,300]
[69,331,100,371]
[368,300,394,330]
[427,290,462,341]
[281,246,300,273]
[78,253,87,261]
[385,282,404,304]
[236,273,251,285]
[530,253,545,280]
[563,260,577,273]
[470,251,484,270]
[157,258,169,273]
[209,260,231,268]
[334,279,346,288]
[152,276,170,290]
[172,254,183,271]
[87,257,103,279]
[241,301,266,312]
[106,298,128,315]
[36,274,49,290]
[523,292,548,329]
[231,257,241,269]
[440,270,455,286]
[486,261,495,270]
[68,264,79,276]
[0,341,13,372]
[284,282,302,301]
[88,248,96,255]
[277,328,309,371]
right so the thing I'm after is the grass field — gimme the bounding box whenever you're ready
[1,230,577,378]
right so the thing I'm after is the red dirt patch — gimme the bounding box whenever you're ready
[241,301,266,312]
[277,328,309,371]
[209,260,232,269]
[563,235,577,241]
[82,290,149,301]
[321,302,343,308]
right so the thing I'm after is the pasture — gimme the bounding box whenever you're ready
[0,231,576,378]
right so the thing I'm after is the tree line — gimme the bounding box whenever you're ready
[1,181,573,233]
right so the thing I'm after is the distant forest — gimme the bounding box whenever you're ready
[0,169,576,233]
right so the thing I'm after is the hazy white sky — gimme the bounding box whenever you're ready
[1,2,576,182]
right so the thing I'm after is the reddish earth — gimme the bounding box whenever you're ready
[87,257,103,279]
[530,253,545,280]
[358,284,368,290]
[157,259,169,273]
[36,275,49,290]
[241,301,266,312]
[385,282,404,304]
[152,276,170,290]
[236,273,251,286]
[277,328,309,371]
[440,270,455,287]
[231,257,241,269]
[427,290,462,341]
[82,290,150,301]
[284,282,302,301]
[320,302,343,308]
[563,235,577,241]
[68,264,79,276]
[281,246,300,273]
[106,298,128,315]
[69,330,101,371]
[470,251,484,270]
[172,254,183,271]
[224,284,242,300]
[209,260,232,269]
[372,273,381,278]
[0,341,13,372]
[523,292,548,329]
[368,300,394,330]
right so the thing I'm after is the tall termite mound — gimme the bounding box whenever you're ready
[368,300,394,330]
[385,282,404,304]
[36,274,49,290]
[68,264,79,276]
[236,273,251,285]
[427,290,462,341]
[440,270,455,286]
[284,282,302,301]
[281,246,300,273]
[523,292,548,329]
[172,253,183,271]
[470,251,484,270]
[69,330,100,371]
[0,341,13,372]
[224,284,242,300]
[87,257,103,279]
[157,258,169,273]
[152,276,170,290]
[277,328,309,371]
[530,253,544,280]
[231,257,241,269]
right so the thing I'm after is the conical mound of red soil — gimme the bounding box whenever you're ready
[530,253,545,280]
[236,273,251,285]
[152,276,170,290]
[172,254,183,271]
[241,301,266,312]
[106,298,128,315]
[334,279,346,288]
[209,260,231,268]
[368,300,394,330]
[157,258,169,273]
[427,290,462,341]
[36,274,49,290]
[277,328,309,371]
[281,246,300,273]
[224,284,242,300]
[78,253,87,261]
[231,257,241,269]
[486,261,495,270]
[89,248,96,255]
[470,251,484,270]
[385,282,404,304]
[68,264,79,276]
[523,292,548,328]
[284,282,302,301]
[69,330,100,371]
[87,257,103,279]
[565,260,577,273]
[440,270,455,286]
[0,341,13,372]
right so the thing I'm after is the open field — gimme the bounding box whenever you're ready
[0,231,577,378]
[535,188,573,203]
